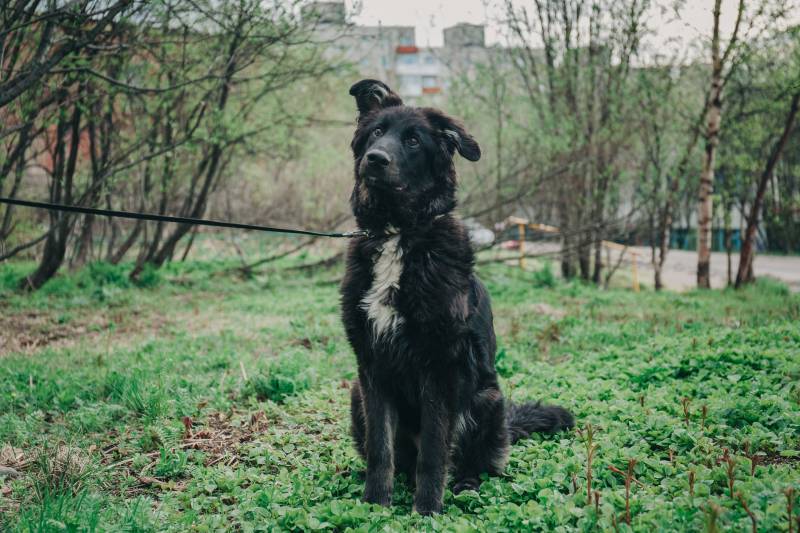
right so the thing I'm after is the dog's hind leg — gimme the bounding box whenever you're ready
[451,387,509,494]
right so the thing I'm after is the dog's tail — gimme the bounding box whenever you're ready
[507,401,575,443]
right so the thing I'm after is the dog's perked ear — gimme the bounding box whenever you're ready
[423,109,481,162]
[349,79,403,121]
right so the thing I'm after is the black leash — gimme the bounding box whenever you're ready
[0,197,368,239]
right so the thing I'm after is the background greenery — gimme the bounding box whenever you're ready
[1,0,799,290]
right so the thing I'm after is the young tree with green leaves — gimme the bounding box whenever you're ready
[503,0,649,281]
[2,0,333,290]
[733,28,800,286]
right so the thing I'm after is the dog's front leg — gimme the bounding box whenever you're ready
[361,378,396,506]
[413,388,450,515]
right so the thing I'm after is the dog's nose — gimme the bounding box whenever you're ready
[366,150,390,167]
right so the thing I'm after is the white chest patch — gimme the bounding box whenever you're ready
[360,233,404,339]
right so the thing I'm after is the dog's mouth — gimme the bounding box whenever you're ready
[364,174,406,192]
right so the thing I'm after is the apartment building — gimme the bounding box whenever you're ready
[302,1,488,98]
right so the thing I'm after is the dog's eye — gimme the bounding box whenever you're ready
[372,128,383,138]
[406,136,419,147]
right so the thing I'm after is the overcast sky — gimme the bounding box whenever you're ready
[346,0,797,55]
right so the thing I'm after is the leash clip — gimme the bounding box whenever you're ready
[342,229,371,239]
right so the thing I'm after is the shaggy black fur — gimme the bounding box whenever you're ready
[340,79,574,515]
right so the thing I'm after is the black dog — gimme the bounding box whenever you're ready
[340,79,574,515]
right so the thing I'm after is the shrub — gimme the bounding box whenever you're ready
[532,261,556,288]
[132,264,161,288]
[85,262,131,289]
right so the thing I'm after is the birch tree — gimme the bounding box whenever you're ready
[695,0,791,288]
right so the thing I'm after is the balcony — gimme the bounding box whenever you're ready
[396,45,418,54]
[422,86,441,94]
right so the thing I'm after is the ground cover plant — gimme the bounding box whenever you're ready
[0,257,798,531]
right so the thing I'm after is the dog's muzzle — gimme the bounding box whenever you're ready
[361,150,405,191]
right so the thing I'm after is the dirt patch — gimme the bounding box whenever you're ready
[0,311,87,354]
[0,307,171,356]
[179,410,270,467]
[100,410,271,496]
[0,445,25,471]
[1,291,289,358]
[0,445,25,486]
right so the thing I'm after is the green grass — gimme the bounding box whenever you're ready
[0,258,798,532]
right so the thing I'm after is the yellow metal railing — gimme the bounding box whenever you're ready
[502,217,639,292]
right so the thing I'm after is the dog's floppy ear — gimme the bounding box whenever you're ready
[424,109,481,162]
[349,79,403,121]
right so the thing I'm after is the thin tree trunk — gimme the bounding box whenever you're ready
[23,90,82,290]
[150,145,222,267]
[591,170,610,284]
[697,0,745,288]
[559,190,576,279]
[0,122,33,240]
[72,216,94,268]
[724,202,732,286]
[654,202,669,290]
[73,87,111,269]
[697,10,722,289]
[109,220,143,264]
[180,226,199,262]
[735,90,800,287]
[592,232,603,285]
[0,144,28,239]
[132,27,241,280]
[0,231,49,262]
[579,239,591,280]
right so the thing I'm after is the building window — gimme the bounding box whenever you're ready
[399,75,422,95]
[399,35,414,46]
[424,55,436,65]
[422,76,437,88]
[398,54,417,65]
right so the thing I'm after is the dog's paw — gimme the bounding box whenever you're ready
[363,488,392,507]
[413,497,443,516]
[452,477,480,494]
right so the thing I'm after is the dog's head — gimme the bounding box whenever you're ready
[348,79,480,230]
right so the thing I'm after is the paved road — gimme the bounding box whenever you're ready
[502,242,800,291]
[628,247,800,292]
